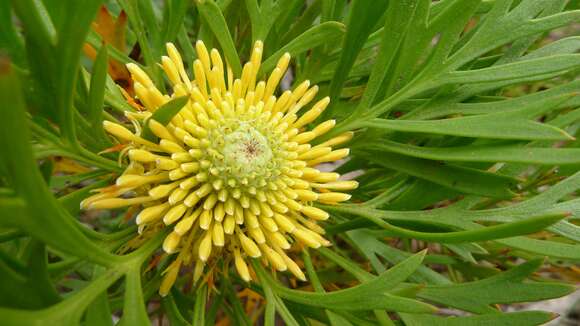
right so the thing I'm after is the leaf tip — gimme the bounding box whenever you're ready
[547,313,560,322]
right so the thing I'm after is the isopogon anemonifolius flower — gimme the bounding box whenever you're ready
[81,40,357,296]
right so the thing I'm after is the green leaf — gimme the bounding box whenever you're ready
[87,45,111,148]
[0,266,125,326]
[118,0,161,82]
[88,46,108,129]
[347,229,452,284]
[0,1,25,66]
[280,0,323,46]
[418,259,574,313]
[0,59,120,266]
[399,311,556,326]
[328,0,389,102]
[261,21,345,73]
[244,0,284,42]
[329,204,567,243]
[161,294,191,326]
[85,267,114,326]
[192,284,207,326]
[0,239,61,309]
[12,0,103,145]
[161,0,190,43]
[498,237,580,260]
[359,151,517,198]
[407,80,580,120]
[435,55,580,86]
[327,311,355,326]
[10,0,57,46]
[358,0,420,108]
[260,279,300,326]
[118,268,150,326]
[522,36,580,60]
[140,96,189,141]
[256,251,436,312]
[369,141,580,165]
[363,116,573,140]
[447,2,580,69]
[317,247,374,282]
[196,0,242,76]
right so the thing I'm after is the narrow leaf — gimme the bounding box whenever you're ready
[399,311,556,326]
[328,0,389,101]
[360,151,517,198]
[364,116,572,140]
[196,0,242,75]
[141,95,189,140]
[117,268,150,326]
[370,141,580,165]
[261,22,345,73]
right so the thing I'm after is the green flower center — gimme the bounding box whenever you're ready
[222,124,273,176]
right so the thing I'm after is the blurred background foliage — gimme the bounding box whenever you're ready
[0,0,579,325]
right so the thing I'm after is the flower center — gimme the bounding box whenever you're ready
[222,124,273,176]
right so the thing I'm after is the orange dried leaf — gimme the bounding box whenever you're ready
[99,143,127,154]
[83,6,133,93]
[120,87,145,110]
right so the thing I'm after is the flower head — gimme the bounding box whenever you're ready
[82,41,357,295]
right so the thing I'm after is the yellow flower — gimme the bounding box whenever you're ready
[82,41,357,296]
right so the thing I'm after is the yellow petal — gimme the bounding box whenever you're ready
[311,180,359,191]
[168,188,188,205]
[137,202,170,224]
[184,192,201,207]
[293,228,322,248]
[212,222,225,247]
[273,213,296,233]
[149,119,177,142]
[195,40,211,74]
[317,192,352,203]
[249,227,266,244]
[128,149,157,162]
[238,232,261,258]
[162,231,181,253]
[199,209,212,230]
[160,139,185,153]
[156,158,180,170]
[316,131,354,148]
[234,248,251,282]
[214,202,225,222]
[259,243,287,271]
[266,230,290,249]
[163,204,187,225]
[126,63,154,87]
[276,248,306,281]
[301,206,329,221]
[307,148,350,166]
[298,146,332,160]
[198,231,212,262]
[292,131,316,144]
[294,189,319,201]
[312,119,336,136]
[159,259,181,296]
[88,196,152,209]
[224,215,236,235]
[293,97,330,128]
[161,55,181,86]
[312,172,340,183]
